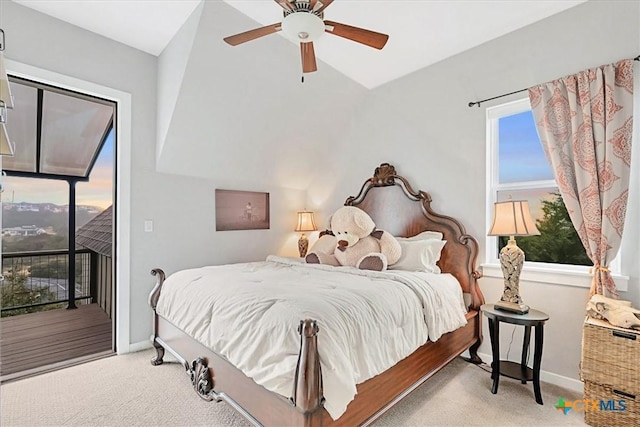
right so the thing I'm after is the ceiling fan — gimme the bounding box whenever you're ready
[223,0,389,74]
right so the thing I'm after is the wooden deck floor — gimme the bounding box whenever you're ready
[0,304,113,379]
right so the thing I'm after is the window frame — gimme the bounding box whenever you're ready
[484,98,628,291]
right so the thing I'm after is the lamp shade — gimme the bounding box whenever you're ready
[488,200,540,237]
[295,211,317,232]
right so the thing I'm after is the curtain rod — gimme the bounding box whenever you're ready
[468,54,640,108]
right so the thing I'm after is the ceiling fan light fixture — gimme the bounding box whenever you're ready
[282,12,324,43]
[224,1,387,75]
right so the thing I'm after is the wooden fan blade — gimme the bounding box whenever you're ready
[301,42,317,73]
[324,20,389,50]
[223,23,282,46]
[314,0,334,13]
[274,0,294,12]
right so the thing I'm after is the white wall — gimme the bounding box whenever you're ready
[4,0,639,388]
[157,1,367,191]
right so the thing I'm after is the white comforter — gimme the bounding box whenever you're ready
[155,256,467,420]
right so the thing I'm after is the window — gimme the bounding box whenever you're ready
[485,98,625,289]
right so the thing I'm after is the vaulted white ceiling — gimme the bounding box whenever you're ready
[11,0,586,89]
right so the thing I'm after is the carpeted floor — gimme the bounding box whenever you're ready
[0,349,586,426]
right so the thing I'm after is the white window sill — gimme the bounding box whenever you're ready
[480,263,629,292]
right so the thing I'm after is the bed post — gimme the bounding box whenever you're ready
[465,269,484,364]
[149,268,166,366]
[291,319,323,415]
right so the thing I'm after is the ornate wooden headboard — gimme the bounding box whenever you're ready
[345,163,484,310]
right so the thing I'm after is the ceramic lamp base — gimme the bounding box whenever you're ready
[298,234,309,258]
[495,301,530,315]
[496,238,529,315]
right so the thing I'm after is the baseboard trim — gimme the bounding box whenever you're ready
[477,351,583,394]
[128,340,153,353]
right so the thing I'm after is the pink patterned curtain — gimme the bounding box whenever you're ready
[528,59,634,297]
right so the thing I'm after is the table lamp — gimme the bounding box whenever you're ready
[488,199,540,314]
[295,211,317,258]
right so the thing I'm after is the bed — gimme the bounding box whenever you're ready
[148,163,485,426]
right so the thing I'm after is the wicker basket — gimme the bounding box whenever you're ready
[581,317,639,427]
[583,380,638,427]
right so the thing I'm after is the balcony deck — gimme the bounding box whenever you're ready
[0,303,113,380]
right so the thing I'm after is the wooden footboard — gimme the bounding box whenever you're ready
[148,268,482,427]
[149,268,323,426]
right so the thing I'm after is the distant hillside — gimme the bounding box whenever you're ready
[3,203,102,234]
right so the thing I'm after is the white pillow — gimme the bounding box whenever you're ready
[389,239,447,273]
[396,230,444,241]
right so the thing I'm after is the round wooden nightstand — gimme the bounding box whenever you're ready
[481,303,549,404]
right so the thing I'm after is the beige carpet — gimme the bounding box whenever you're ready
[1,349,585,426]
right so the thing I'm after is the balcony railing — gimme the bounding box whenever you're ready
[1,249,95,316]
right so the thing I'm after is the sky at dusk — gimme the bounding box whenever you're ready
[498,110,556,221]
[498,110,553,184]
[2,129,114,210]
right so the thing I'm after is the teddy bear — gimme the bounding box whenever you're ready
[305,206,401,271]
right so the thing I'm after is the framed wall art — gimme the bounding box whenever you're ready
[215,189,270,231]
